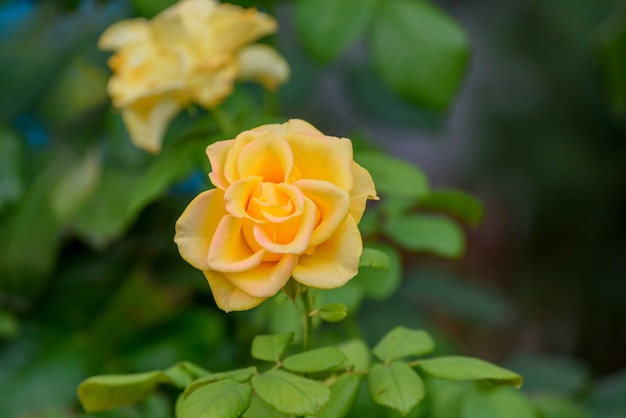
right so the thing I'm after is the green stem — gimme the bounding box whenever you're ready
[301,287,314,351]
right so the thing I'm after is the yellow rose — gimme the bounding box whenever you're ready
[174,119,378,312]
[99,0,289,153]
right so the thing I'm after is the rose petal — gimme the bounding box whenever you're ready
[244,182,304,223]
[204,270,265,312]
[223,131,256,184]
[253,197,317,254]
[252,119,323,136]
[224,176,263,220]
[292,216,362,289]
[107,43,187,108]
[237,131,294,183]
[98,19,151,51]
[349,161,379,223]
[174,189,227,271]
[286,133,354,191]
[121,94,184,153]
[188,58,238,108]
[207,215,266,272]
[156,0,217,40]
[236,44,289,90]
[293,179,350,246]
[206,139,235,190]
[204,3,277,54]
[225,254,298,298]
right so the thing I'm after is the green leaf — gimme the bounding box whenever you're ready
[359,248,390,269]
[380,196,417,218]
[50,150,100,221]
[163,361,211,389]
[39,56,108,125]
[184,367,257,399]
[72,140,207,247]
[417,189,484,227]
[283,347,347,373]
[369,0,470,110]
[355,243,402,300]
[251,333,294,362]
[373,326,435,363]
[314,374,361,418]
[345,64,444,130]
[242,396,289,418]
[368,362,425,416]
[318,303,348,323]
[281,279,300,305]
[252,370,330,416]
[461,386,536,418]
[77,371,173,413]
[418,356,523,388]
[0,152,65,296]
[294,0,377,63]
[428,380,466,418]
[337,339,371,373]
[383,214,465,258]
[355,151,429,198]
[179,361,211,380]
[177,379,252,418]
[317,281,365,317]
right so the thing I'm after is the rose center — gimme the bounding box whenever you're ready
[246,182,301,222]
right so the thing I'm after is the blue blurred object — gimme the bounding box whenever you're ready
[0,0,34,36]
[13,113,49,147]
[171,170,209,196]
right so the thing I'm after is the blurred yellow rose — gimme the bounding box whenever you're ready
[174,119,378,312]
[99,0,289,153]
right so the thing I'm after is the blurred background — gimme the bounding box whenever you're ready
[0,0,625,417]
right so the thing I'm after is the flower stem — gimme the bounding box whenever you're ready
[301,287,314,351]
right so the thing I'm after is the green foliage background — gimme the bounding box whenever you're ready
[0,0,625,417]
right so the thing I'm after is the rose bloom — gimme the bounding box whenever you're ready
[175,120,378,312]
[98,0,289,153]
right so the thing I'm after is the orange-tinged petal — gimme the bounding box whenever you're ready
[174,189,227,271]
[253,197,317,254]
[292,216,362,289]
[237,132,294,183]
[225,254,297,298]
[236,44,289,90]
[294,179,350,246]
[350,161,379,223]
[286,133,354,191]
[204,270,265,312]
[207,215,265,272]
[98,18,150,51]
[246,182,304,223]
[207,139,235,190]
[224,176,263,220]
